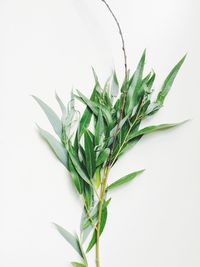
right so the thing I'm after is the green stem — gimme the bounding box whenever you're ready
[95,167,109,267]
[95,1,129,266]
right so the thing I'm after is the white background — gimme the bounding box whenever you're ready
[0,0,200,266]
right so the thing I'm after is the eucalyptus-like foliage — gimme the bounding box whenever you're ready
[33,2,187,267]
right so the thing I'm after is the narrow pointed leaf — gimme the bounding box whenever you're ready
[92,67,101,93]
[146,102,161,116]
[129,71,149,111]
[107,169,145,190]
[126,50,146,114]
[86,205,108,252]
[99,104,113,127]
[76,90,113,126]
[78,86,97,137]
[146,71,156,90]
[83,184,94,208]
[84,131,96,178]
[81,216,96,243]
[104,90,112,109]
[96,148,110,167]
[95,167,101,188]
[68,148,92,186]
[53,223,83,258]
[55,92,67,120]
[76,90,98,115]
[32,95,62,138]
[121,69,130,93]
[81,204,97,231]
[79,145,86,166]
[81,199,111,243]
[108,115,129,145]
[37,126,67,167]
[76,235,88,265]
[68,158,83,194]
[128,121,187,141]
[92,67,98,82]
[156,55,186,105]
[83,199,111,230]
[95,110,104,146]
[111,70,119,98]
[80,208,93,243]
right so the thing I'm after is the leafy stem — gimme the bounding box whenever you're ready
[95,166,110,267]
[101,0,129,168]
[110,100,145,167]
[96,1,129,266]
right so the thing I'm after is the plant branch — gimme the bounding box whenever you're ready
[100,0,129,167]
[95,1,129,266]
[101,0,128,79]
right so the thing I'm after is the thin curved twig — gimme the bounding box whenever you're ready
[100,0,129,167]
[100,0,128,80]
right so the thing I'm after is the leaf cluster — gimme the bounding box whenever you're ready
[33,51,186,265]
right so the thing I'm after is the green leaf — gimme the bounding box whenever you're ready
[95,110,105,146]
[98,104,113,127]
[146,71,156,90]
[81,208,97,243]
[83,184,94,209]
[86,205,108,252]
[130,72,150,114]
[81,199,111,243]
[76,90,113,127]
[84,131,96,178]
[107,169,145,190]
[71,262,86,267]
[76,235,88,265]
[79,86,97,137]
[111,70,119,98]
[128,121,188,141]
[125,50,146,114]
[95,167,101,188]
[76,90,98,115]
[83,198,111,230]
[82,205,98,230]
[55,92,67,121]
[96,148,110,167]
[55,92,76,142]
[32,95,62,138]
[103,76,112,106]
[79,145,86,166]
[37,126,67,167]
[156,55,186,105]
[92,67,101,93]
[121,69,130,93]
[68,158,83,194]
[53,223,83,259]
[146,102,161,116]
[108,115,129,146]
[68,148,92,186]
